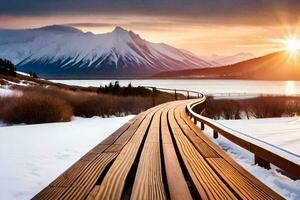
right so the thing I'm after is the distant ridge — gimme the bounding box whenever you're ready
[154,51,300,80]
[200,52,254,66]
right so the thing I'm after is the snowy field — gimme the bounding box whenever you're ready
[0,116,134,200]
[218,117,300,155]
[201,117,300,200]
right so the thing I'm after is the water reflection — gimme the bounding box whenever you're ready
[285,81,296,95]
[52,79,300,96]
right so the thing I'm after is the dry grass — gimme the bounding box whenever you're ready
[0,94,73,124]
[12,85,155,117]
[202,95,300,119]
[0,84,174,124]
[0,72,185,124]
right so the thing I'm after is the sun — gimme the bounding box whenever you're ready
[285,39,300,53]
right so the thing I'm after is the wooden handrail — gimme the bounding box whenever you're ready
[141,85,300,179]
[186,98,300,180]
[143,86,203,106]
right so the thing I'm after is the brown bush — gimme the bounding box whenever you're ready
[0,94,73,124]
[0,83,177,124]
[11,85,169,117]
[68,94,153,117]
[203,95,300,119]
[203,96,241,119]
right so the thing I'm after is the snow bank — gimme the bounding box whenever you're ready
[0,87,22,97]
[16,71,30,77]
[218,117,300,156]
[199,117,300,199]
[0,115,134,200]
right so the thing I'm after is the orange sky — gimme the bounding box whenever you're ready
[1,0,300,57]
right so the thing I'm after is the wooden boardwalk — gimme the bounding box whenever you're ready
[33,99,284,200]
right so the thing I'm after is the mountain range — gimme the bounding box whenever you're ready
[1,25,294,80]
[200,53,254,66]
[154,51,300,80]
[0,25,215,78]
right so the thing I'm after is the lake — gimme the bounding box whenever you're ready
[52,79,300,96]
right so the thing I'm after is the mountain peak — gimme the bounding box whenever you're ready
[0,25,213,77]
[112,26,128,34]
[37,25,82,33]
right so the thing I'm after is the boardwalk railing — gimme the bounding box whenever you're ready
[186,98,300,179]
[143,86,203,106]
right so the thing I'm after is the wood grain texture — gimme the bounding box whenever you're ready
[161,104,193,200]
[168,106,237,200]
[34,99,285,200]
[179,104,284,200]
[131,111,166,200]
[32,108,147,200]
[94,107,160,200]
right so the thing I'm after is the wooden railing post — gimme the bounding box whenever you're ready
[213,130,218,139]
[152,87,156,107]
[201,122,205,130]
[194,117,197,124]
[255,155,271,169]
[187,91,190,99]
[175,89,178,100]
[186,98,300,179]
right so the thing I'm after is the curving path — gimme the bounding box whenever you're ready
[33,99,284,200]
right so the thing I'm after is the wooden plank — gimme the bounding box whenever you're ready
[207,158,284,200]
[168,106,237,200]
[180,103,284,199]
[33,187,66,200]
[174,111,219,158]
[59,153,117,200]
[99,122,132,145]
[86,185,100,200]
[94,107,160,200]
[34,99,286,200]
[33,107,151,200]
[49,159,93,187]
[250,143,300,178]
[131,110,166,200]
[161,105,193,200]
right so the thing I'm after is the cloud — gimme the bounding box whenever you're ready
[65,23,114,28]
[1,0,300,25]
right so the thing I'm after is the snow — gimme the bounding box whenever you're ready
[0,115,134,200]
[16,71,30,76]
[0,25,212,72]
[198,115,300,164]
[199,117,300,199]
[217,117,300,155]
[0,87,22,97]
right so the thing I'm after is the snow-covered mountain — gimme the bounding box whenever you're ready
[0,25,212,77]
[201,53,254,66]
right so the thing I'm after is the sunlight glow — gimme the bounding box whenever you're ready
[285,39,300,53]
[285,81,296,95]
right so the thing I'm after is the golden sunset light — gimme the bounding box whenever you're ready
[1,1,300,199]
[285,38,300,53]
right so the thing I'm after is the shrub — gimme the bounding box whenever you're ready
[203,96,241,119]
[203,95,300,119]
[97,81,152,97]
[0,95,73,124]
[0,83,177,124]
[0,58,16,76]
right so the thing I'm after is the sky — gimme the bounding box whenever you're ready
[0,0,300,56]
